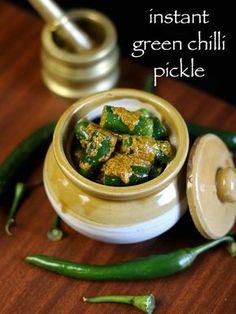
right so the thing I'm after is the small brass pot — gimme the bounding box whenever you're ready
[41,9,119,99]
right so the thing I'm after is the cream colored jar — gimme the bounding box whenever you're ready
[43,89,189,243]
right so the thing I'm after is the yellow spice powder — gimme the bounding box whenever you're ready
[102,154,151,184]
[121,135,157,162]
[111,107,142,131]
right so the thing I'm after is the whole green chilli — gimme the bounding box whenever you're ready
[26,236,234,281]
[0,123,56,203]
[187,122,236,150]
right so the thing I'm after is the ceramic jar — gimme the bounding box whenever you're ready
[43,88,189,243]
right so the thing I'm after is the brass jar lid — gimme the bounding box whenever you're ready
[187,134,236,239]
[41,9,120,99]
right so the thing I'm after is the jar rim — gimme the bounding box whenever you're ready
[53,88,189,200]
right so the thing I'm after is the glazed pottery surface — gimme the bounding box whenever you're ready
[44,89,189,243]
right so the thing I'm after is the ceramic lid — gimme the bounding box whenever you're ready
[187,134,236,239]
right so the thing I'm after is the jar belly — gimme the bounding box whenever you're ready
[43,145,187,243]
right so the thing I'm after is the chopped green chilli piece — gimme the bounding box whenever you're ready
[75,119,90,148]
[120,135,157,163]
[138,108,152,118]
[100,106,153,136]
[75,119,117,148]
[149,166,163,179]
[102,175,125,186]
[152,117,168,140]
[155,141,173,164]
[100,154,151,186]
[71,140,84,166]
[120,135,173,165]
[78,130,117,179]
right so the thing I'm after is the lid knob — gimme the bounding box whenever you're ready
[216,167,236,203]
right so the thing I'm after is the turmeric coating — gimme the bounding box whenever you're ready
[77,120,115,148]
[100,154,152,184]
[79,161,91,171]
[75,123,117,178]
[100,106,153,136]
[120,135,173,163]
[79,123,97,148]
[110,107,142,131]
[120,135,158,162]
[157,141,173,159]
[88,132,117,159]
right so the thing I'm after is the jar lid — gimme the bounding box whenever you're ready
[187,134,236,239]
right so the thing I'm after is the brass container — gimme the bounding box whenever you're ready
[41,9,119,99]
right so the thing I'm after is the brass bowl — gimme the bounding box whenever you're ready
[41,9,119,99]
